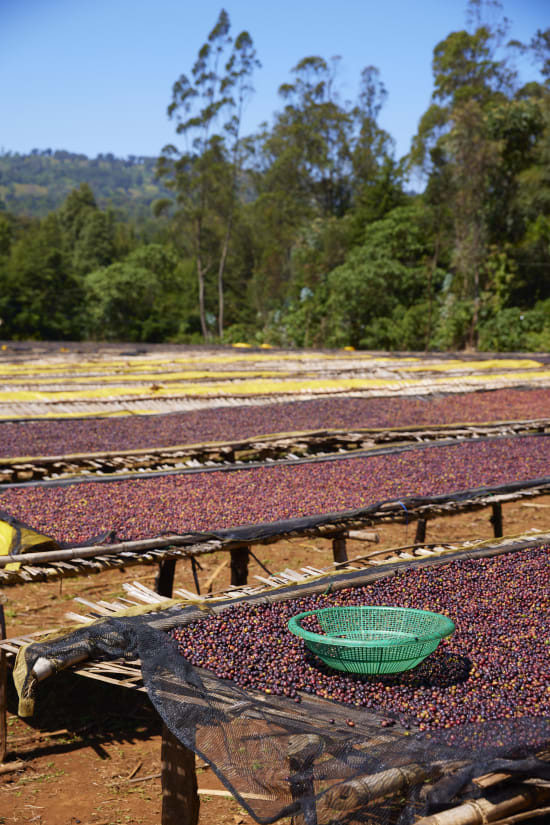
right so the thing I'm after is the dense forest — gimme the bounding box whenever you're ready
[1,1,549,351]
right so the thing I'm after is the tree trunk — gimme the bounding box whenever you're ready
[195,219,210,342]
[426,233,440,352]
[217,219,232,340]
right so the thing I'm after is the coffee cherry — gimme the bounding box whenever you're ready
[2,387,548,458]
[3,435,550,545]
[169,545,550,740]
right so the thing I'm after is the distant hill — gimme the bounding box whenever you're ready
[0,149,172,221]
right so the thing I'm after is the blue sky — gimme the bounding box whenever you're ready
[2,0,548,162]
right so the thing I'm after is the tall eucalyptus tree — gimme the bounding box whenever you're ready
[156,10,259,340]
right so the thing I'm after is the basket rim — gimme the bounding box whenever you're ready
[287,605,455,649]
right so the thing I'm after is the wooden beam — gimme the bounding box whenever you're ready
[160,724,199,825]
[348,530,379,543]
[413,782,550,824]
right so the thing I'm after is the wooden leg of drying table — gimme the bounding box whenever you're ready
[161,723,199,825]
[230,546,249,586]
[156,559,177,598]
[331,534,348,565]
[490,502,503,538]
[288,734,322,825]
[414,518,427,544]
[0,604,7,763]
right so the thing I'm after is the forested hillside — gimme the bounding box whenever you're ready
[0,151,169,223]
[1,3,549,351]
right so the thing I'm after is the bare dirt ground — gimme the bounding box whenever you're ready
[2,497,550,825]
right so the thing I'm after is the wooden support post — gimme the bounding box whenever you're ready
[230,546,249,587]
[490,502,503,538]
[414,518,427,544]
[0,604,6,763]
[190,557,201,596]
[161,723,199,825]
[155,559,177,598]
[332,534,348,565]
[288,734,322,825]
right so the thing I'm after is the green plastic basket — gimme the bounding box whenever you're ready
[287,606,455,675]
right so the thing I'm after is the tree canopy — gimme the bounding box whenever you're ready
[1,3,549,351]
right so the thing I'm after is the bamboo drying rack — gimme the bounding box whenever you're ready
[2,471,550,589]
[2,418,549,484]
[2,532,550,825]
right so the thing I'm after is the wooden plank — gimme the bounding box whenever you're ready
[173,587,205,602]
[253,575,280,586]
[125,581,166,603]
[72,597,114,615]
[282,568,308,581]
[64,612,94,624]
[413,784,550,824]
[74,669,146,691]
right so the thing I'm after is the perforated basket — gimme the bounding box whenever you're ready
[288,605,455,674]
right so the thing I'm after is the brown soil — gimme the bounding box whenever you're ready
[2,496,550,824]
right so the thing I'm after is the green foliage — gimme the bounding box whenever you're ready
[433,294,476,350]
[157,9,260,341]
[1,6,549,352]
[0,150,171,223]
[84,244,190,342]
[475,298,550,352]
[0,213,83,339]
[221,322,259,345]
[322,204,441,348]
[360,301,437,351]
[266,283,330,349]
[57,185,117,277]
[350,157,407,234]
[0,214,13,257]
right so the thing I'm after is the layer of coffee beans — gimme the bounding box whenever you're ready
[170,546,550,736]
[2,388,550,458]
[2,435,550,545]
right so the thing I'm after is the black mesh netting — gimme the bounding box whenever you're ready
[14,544,550,824]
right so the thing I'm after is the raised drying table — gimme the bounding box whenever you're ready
[3,531,550,825]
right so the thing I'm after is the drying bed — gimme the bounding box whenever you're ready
[171,544,550,742]
[2,387,550,459]
[13,536,550,825]
[3,434,550,545]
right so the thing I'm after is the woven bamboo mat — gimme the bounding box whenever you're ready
[0,348,549,418]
